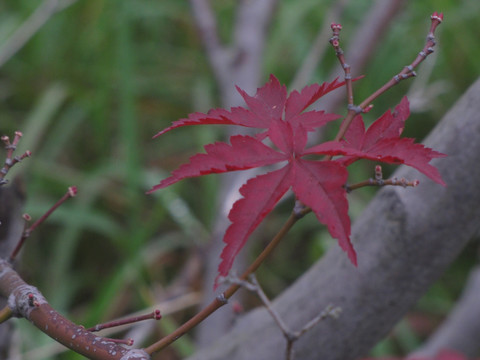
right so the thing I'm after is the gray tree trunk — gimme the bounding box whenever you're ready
[187,77,480,360]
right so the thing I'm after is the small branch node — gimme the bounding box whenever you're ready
[347,104,363,114]
[8,284,47,318]
[293,200,307,219]
[324,304,342,319]
[329,37,339,47]
[216,293,228,305]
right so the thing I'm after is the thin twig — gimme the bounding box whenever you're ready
[346,177,419,192]
[316,0,407,114]
[290,0,350,90]
[332,12,443,143]
[87,310,161,333]
[1,132,31,186]
[346,165,419,192]
[9,186,77,262]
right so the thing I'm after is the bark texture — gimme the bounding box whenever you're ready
[408,266,480,359]
[187,77,480,360]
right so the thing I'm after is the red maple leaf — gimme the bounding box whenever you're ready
[305,97,446,185]
[152,75,347,138]
[149,75,355,284]
[149,76,445,287]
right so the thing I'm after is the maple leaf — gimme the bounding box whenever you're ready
[152,75,347,138]
[305,96,446,186]
[149,76,445,287]
[149,75,356,285]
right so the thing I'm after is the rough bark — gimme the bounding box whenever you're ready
[187,77,480,360]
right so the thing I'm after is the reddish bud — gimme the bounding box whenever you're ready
[232,301,244,314]
[362,104,374,114]
[375,165,382,180]
[23,213,32,221]
[68,186,78,197]
[27,293,39,307]
[431,11,443,22]
[330,23,342,30]
[153,309,162,320]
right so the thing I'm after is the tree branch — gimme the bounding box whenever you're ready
[407,265,480,359]
[0,259,150,360]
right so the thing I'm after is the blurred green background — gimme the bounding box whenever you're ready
[1,0,479,359]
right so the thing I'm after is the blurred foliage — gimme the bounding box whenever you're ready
[0,0,479,359]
